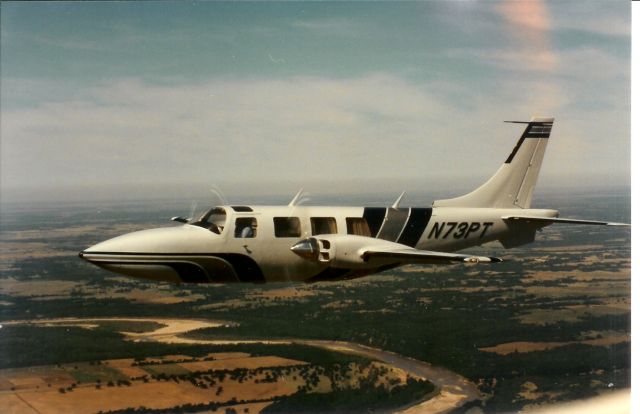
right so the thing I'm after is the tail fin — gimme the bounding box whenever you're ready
[433,117,554,209]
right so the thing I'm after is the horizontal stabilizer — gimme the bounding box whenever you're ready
[362,248,502,264]
[502,216,630,226]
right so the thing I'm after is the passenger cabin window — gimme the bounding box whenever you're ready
[235,217,257,238]
[311,217,337,235]
[273,217,301,237]
[346,217,371,237]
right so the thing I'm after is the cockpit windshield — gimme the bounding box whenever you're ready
[190,207,227,234]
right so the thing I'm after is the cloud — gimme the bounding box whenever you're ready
[496,0,551,32]
[494,0,556,72]
[548,1,630,37]
[445,48,557,75]
[0,75,453,192]
[0,70,629,202]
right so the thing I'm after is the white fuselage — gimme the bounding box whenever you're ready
[80,204,557,283]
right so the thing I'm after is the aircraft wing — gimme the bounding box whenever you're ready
[362,247,502,264]
[291,234,502,266]
[502,216,629,226]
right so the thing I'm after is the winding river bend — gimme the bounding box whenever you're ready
[4,317,482,414]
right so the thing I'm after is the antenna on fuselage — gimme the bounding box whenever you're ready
[391,191,406,209]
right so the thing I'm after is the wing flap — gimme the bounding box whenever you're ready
[502,216,629,226]
[362,248,502,264]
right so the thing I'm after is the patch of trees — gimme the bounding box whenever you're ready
[98,398,272,414]
[263,377,435,414]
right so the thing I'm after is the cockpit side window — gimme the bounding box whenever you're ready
[235,217,257,238]
[192,207,226,234]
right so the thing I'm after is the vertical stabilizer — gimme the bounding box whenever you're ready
[433,117,554,209]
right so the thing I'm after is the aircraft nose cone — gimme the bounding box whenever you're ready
[79,226,216,267]
[83,227,193,255]
[290,238,319,260]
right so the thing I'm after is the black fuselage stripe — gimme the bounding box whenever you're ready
[94,260,211,283]
[397,208,432,247]
[84,252,235,257]
[363,207,386,238]
[84,252,265,283]
[170,262,211,283]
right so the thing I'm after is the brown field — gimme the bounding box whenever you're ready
[0,278,205,305]
[0,353,306,413]
[516,295,630,326]
[516,308,585,325]
[581,255,630,265]
[175,355,306,372]
[0,224,155,262]
[206,352,251,360]
[322,299,364,309]
[0,279,81,298]
[0,394,35,414]
[134,355,193,363]
[107,359,152,379]
[248,286,326,299]
[530,244,605,252]
[522,283,629,300]
[582,335,631,347]
[342,275,403,284]
[4,376,296,414]
[196,287,333,311]
[196,299,252,310]
[0,350,412,414]
[522,269,630,283]
[479,333,630,355]
[203,401,272,414]
[420,285,506,294]
[518,381,562,401]
[0,366,76,392]
[92,288,206,304]
[0,242,74,260]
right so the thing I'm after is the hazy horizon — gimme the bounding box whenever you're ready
[0,173,630,206]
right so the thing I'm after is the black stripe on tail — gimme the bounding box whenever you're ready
[505,121,553,163]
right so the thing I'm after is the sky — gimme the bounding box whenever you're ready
[0,1,631,203]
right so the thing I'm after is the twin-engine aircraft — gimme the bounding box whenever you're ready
[80,117,627,283]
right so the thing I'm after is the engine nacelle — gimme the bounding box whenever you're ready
[290,234,404,269]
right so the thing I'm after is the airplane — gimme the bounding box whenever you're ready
[79,117,628,284]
